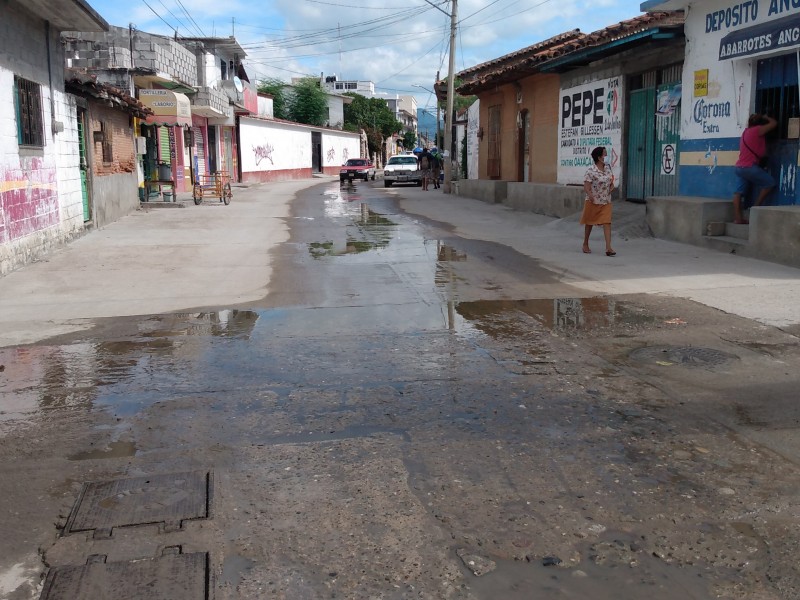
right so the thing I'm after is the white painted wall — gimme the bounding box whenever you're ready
[239,117,360,174]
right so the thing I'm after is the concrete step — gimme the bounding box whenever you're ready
[706,221,749,240]
[704,235,748,254]
[725,222,750,239]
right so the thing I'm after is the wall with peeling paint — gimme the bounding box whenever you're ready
[0,6,85,276]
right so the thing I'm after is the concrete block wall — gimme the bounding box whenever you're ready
[454,179,508,204]
[646,196,732,246]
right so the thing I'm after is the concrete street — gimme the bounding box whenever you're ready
[1,178,800,599]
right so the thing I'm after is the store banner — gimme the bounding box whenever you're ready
[719,12,800,60]
[557,75,623,185]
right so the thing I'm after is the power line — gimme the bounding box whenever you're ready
[141,0,177,34]
[175,0,207,37]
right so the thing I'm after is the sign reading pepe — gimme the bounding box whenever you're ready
[557,76,623,185]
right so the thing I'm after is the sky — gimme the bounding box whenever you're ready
[87,0,642,113]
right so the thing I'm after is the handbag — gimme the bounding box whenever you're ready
[742,133,768,169]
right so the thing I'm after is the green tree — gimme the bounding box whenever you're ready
[287,77,329,126]
[401,130,417,152]
[257,78,289,120]
[343,93,402,157]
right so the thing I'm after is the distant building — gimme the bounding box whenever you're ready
[320,74,375,98]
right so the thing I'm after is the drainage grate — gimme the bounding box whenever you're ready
[629,346,737,368]
[41,550,209,600]
[64,471,211,538]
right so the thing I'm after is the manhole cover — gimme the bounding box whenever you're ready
[629,346,737,368]
[64,471,211,537]
[41,550,209,600]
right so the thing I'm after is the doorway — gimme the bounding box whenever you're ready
[625,65,682,201]
[517,110,530,182]
[312,132,322,173]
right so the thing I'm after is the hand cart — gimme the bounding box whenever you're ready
[192,170,233,205]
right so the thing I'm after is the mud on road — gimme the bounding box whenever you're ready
[1,181,800,599]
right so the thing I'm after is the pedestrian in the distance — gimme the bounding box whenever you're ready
[581,146,616,256]
[731,113,777,224]
[418,148,433,191]
[430,148,442,189]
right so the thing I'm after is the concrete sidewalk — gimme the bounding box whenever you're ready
[389,184,800,333]
[1,176,799,347]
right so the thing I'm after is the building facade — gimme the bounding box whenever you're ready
[1,0,108,276]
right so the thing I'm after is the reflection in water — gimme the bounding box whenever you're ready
[0,310,259,424]
[68,440,137,461]
[457,297,634,338]
[308,204,397,257]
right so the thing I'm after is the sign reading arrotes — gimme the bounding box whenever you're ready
[719,11,800,60]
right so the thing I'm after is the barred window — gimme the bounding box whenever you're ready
[14,76,45,147]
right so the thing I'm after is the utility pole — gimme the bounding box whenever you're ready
[435,69,441,149]
[443,0,458,194]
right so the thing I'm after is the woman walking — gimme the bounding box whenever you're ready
[581,146,616,256]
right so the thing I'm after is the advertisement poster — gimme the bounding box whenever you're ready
[557,76,623,185]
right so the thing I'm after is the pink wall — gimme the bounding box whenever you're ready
[1,158,59,244]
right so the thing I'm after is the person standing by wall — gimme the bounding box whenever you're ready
[581,146,616,256]
[418,148,433,191]
[731,114,777,225]
[430,148,442,189]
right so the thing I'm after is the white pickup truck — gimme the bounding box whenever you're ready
[383,155,421,187]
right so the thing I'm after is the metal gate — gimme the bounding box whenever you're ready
[755,54,799,206]
[193,126,206,181]
[626,86,655,201]
[626,66,682,201]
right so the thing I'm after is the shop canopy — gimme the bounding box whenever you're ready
[139,89,192,126]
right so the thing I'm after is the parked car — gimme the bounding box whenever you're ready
[340,159,376,183]
[383,155,421,187]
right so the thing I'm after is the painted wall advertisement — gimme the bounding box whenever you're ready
[557,76,623,185]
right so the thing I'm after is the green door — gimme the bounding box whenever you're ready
[77,109,91,221]
[626,87,656,201]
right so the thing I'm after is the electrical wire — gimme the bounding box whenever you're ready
[175,0,207,37]
[141,0,177,34]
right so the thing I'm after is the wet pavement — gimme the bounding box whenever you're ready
[1,180,800,598]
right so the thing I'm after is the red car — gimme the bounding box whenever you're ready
[340,159,376,183]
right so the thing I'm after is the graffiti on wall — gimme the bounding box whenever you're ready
[343,147,349,161]
[326,147,336,163]
[1,159,59,243]
[253,143,274,166]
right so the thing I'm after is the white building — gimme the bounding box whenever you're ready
[1,0,108,276]
[320,74,376,98]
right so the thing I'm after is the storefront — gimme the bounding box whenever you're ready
[644,0,800,205]
[138,89,192,196]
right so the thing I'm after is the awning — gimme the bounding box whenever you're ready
[139,89,192,126]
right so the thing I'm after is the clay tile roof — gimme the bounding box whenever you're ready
[456,11,683,94]
[65,68,153,118]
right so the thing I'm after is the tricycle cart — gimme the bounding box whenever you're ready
[193,170,233,205]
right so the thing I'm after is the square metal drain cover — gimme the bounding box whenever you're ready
[41,551,209,600]
[64,471,211,537]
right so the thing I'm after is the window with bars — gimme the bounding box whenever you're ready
[14,76,44,147]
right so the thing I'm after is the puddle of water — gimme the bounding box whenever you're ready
[68,440,137,461]
[466,552,714,600]
[221,555,256,588]
[456,297,658,336]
